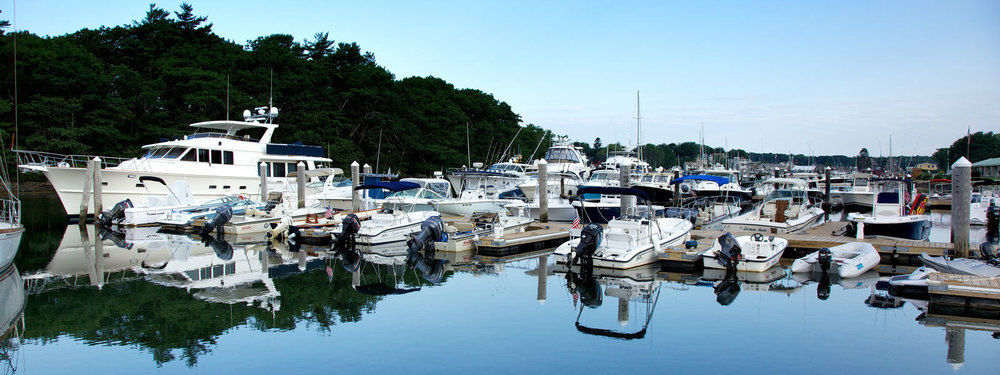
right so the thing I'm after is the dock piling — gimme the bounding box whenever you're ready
[673,170,681,206]
[259,162,268,203]
[351,161,361,212]
[952,157,971,257]
[93,157,103,219]
[296,161,306,209]
[620,162,631,216]
[79,159,96,223]
[823,167,832,210]
[538,159,548,223]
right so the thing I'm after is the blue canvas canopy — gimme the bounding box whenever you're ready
[576,186,649,201]
[669,175,730,185]
[354,181,420,192]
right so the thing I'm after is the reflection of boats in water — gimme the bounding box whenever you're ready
[556,264,661,340]
[0,264,25,339]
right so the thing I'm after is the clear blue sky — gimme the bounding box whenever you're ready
[4,0,999,156]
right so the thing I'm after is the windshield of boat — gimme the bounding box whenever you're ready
[388,188,445,200]
[544,147,581,163]
[590,171,618,182]
[765,189,805,201]
[487,164,524,173]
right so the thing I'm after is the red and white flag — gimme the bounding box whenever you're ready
[572,217,580,229]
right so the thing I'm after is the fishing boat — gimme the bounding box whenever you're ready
[721,178,824,234]
[554,187,693,269]
[352,182,441,246]
[840,173,875,212]
[791,242,880,278]
[632,171,675,204]
[844,178,931,241]
[156,195,262,230]
[703,233,788,272]
[446,160,533,199]
[16,106,333,218]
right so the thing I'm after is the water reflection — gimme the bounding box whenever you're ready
[1,264,26,375]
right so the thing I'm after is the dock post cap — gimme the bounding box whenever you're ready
[537,159,548,165]
[93,156,102,162]
[297,161,305,166]
[259,161,267,166]
[825,166,831,170]
[363,163,370,168]
[951,157,972,168]
[351,161,359,167]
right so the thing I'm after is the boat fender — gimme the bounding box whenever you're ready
[98,199,133,226]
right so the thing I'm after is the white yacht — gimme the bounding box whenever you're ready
[351,182,442,245]
[17,107,333,218]
[533,137,591,179]
[446,160,534,199]
[601,151,650,180]
[722,178,824,234]
[517,170,585,201]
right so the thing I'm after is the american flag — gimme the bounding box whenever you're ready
[572,217,580,229]
[325,206,333,219]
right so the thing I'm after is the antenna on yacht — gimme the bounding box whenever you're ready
[226,74,230,121]
[376,129,383,173]
[466,122,471,167]
[268,67,273,109]
[528,130,546,161]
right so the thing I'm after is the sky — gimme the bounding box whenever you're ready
[3,0,999,156]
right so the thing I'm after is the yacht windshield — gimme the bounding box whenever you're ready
[544,148,580,163]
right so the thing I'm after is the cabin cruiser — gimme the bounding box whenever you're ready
[844,178,931,241]
[16,106,332,218]
[840,173,876,212]
[446,160,533,199]
[673,174,751,202]
[536,136,591,180]
[513,195,580,222]
[517,170,585,202]
[600,151,650,180]
[722,178,824,234]
[632,171,675,204]
[554,187,693,269]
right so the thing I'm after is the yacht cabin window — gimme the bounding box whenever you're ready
[181,149,197,162]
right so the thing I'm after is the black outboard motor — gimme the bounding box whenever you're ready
[981,242,997,263]
[332,214,362,250]
[817,248,833,274]
[406,216,445,254]
[199,205,233,237]
[406,250,447,284]
[98,199,133,226]
[987,202,999,239]
[571,223,603,267]
[715,233,742,270]
[817,272,832,300]
[714,270,741,306]
[566,270,602,308]
[337,247,362,273]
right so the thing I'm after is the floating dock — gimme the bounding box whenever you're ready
[473,222,571,257]
[928,273,1000,318]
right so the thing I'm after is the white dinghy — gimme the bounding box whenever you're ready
[703,233,788,272]
[791,242,880,278]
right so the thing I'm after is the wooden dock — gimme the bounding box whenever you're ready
[473,222,571,256]
[928,273,1000,318]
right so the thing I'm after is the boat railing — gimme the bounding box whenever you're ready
[0,198,21,227]
[13,150,132,170]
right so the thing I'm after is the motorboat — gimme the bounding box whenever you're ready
[554,187,693,269]
[703,233,788,272]
[682,170,752,201]
[882,266,937,298]
[156,195,262,230]
[380,178,453,212]
[791,242,880,278]
[351,181,442,246]
[970,187,999,226]
[841,173,880,212]
[845,178,931,241]
[517,170,585,202]
[722,178,824,234]
[632,171,675,204]
[669,195,741,228]
[434,211,534,252]
[600,150,650,181]
[16,106,333,218]
[533,136,591,180]
[572,194,665,224]
[97,178,198,226]
[514,196,580,222]
[919,253,1000,277]
[446,160,533,199]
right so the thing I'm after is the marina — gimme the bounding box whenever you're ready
[2,2,1000,374]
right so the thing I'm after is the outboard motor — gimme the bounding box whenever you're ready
[981,242,997,263]
[405,250,447,283]
[714,271,741,306]
[715,233,742,271]
[98,199,133,226]
[406,216,445,255]
[987,202,1000,239]
[199,205,233,237]
[337,247,362,273]
[817,272,831,300]
[566,270,602,308]
[332,214,362,250]
[570,223,603,267]
[817,248,833,274]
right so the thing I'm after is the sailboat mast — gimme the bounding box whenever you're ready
[636,90,642,161]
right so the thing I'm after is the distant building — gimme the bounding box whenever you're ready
[914,162,938,171]
[972,157,1000,178]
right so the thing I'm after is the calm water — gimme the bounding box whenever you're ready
[3,192,999,374]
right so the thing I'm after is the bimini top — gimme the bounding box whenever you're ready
[576,186,649,201]
[762,178,808,188]
[670,175,730,185]
[354,181,420,192]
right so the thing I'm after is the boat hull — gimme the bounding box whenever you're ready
[0,226,24,268]
[845,217,932,241]
[721,212,821,235]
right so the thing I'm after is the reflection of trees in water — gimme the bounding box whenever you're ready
[21,256,441,367]
[0,339,17,375]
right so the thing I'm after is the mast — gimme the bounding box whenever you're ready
[635,90,642,161]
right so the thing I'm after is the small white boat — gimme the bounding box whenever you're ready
[919,253,1000,277]
[791,242,880,278]
[703,233,788,272]
[722,178,824,234]
[350,181,442,245]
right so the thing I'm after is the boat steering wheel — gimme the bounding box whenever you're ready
[751,232,765,242]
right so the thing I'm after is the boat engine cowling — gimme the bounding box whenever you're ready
[200,205,233,236]
[715,233,742,270]
[817,248,833,273]
[98,199,133,226]
[332,214,362,250]
[573,223,603,264]
[407,216,445,254]
[987,202,999,238]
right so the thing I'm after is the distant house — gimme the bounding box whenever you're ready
[972,157,1000,178]
[912,162,938,176]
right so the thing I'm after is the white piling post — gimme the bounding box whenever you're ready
[537,159,548,223]
[93,157,103,218]
[351,161,361,212]
[296,161,306,209]
[80,159,95,222]
[363,163,372,175]
[620,161,632,217]
[537,255,547,305]
[259,162,269,202]
[952,157,972,258]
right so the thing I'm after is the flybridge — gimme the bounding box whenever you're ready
[188,106,281,144]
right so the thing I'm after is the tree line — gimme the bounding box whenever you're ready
[0,4,549,176]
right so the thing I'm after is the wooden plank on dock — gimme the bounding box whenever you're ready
[928,273,1000,300]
